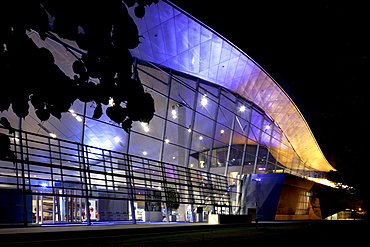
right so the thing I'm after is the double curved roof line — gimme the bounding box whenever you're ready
[129,0,334,172]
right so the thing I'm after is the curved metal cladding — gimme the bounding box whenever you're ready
[129,0,334,172]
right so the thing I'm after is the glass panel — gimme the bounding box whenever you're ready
[217,94,235,128]
[129,130,162,161]
[197,84,218,120]
[138,64,168,93]
[193,113,214,146]
[170,75,197,108]
[213,123,230,148]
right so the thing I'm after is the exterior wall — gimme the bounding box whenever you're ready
[241,173,346,221]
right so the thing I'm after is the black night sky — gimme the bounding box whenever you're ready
[171,1,370,173]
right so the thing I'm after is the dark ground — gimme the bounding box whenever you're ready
[1,221,367,246]
[92,221,367,247]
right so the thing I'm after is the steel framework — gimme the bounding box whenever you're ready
[0,127,236,225]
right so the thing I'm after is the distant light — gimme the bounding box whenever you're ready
[113,136,121,143]
[239,105,246,112]
[69,109,83,122]
[220,129,225,134]
[172,156,176,160]
[201,95,208,107]
[141,122,150,132]
[11,137,20,143]
[258,167,266,171]
[306,177,339,188]
[165,138,170,144]
[69,109,77,116]
[255,178,261,182]
[199,136,203,140]
[40,183,48,188]
[265,125,271,130]
[108,97,115,106]
[142,151,147,155]
[49,133,57,138]
[188,128,192,133]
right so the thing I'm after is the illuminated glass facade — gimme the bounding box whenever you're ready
[0,1,335,225]
[131,59,316,178]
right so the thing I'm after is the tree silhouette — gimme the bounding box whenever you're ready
[0,0,157,133]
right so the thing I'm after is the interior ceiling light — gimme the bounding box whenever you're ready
[171,108,177,119]
[69,109,77,116]
[142,151,147,155]
[141,122,150,132]
[201,94,208,107]
[165,138,170,143]
[37,123,57,138]
[113,136,121,143]
[239,105,246,112]
[69,109,83,122]
[108,97,115,106]
[49,133,57,138]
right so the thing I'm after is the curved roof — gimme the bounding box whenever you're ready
[129,1,334,172]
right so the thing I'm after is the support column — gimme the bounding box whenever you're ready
[159,70,172,162]
[252,118,265,174]
[79,102,91,225]
[184,79,200,222]
[263,124,274,172]
[239,105,253,175]
[224,102,238,177]
[17,117,29,226]
[206,87,221,173]
[177,104,186,166]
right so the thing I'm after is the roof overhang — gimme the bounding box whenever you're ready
[128,1,334,172]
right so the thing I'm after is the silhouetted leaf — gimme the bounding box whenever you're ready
[134,4,145,19]
[77,82,96,103]
[72,60,86,75]
[127,92,155,123]
[0,101,10,112]
[92,103,103,119]
[30,95,45,110]
[106,105,127,124]
[2,0,157,125]
[12,99,29,119]
[0,117,15,134]
[121,118,133,133]
[47,104,62,120]
[35,108,51,121]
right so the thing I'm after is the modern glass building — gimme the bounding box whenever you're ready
[0,1,336,225]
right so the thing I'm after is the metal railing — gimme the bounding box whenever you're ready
[0,127,237,223]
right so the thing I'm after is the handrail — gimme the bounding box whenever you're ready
[0,127,237,207]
